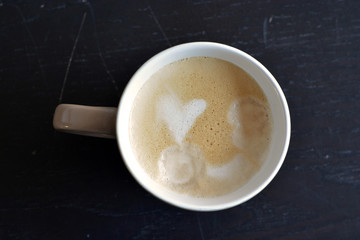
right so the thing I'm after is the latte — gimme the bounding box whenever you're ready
[129,57,272,197]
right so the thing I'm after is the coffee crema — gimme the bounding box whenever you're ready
[129,57,272,197]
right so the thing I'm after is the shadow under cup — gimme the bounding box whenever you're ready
[117,42,290,211]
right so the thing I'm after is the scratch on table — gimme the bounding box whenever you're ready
[58,12,87,103]
[7,2,46,84]
[335,17,340,43]
[83,207,163,218]
[263,17,269,47]
[338,149,353,155]
[147,2,172,47]
[46,3,66,11]
[196,213,205,240]
[296,180,337,209]
[192,0,212,6]
[321,154,360,186]
[351,127,360,133]
[85,1,120,96]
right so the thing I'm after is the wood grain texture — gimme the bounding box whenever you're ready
[1,0,360,239]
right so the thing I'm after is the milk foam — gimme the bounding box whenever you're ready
[227,99,245,150]
[228,97,270,151]
[206,98,260,181]
[158,143,205,185]
[207,153,250,179]
[156,93,207,145]
[156,92,207,185]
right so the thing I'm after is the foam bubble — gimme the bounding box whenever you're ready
[156,93,206,145]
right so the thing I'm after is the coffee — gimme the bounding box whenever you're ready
[129,57,272,197]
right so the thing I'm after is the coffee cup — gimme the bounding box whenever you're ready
[53,42,290,211]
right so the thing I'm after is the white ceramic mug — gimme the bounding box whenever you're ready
[53,42,291,211]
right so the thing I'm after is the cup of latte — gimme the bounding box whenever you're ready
[53,42,290,211]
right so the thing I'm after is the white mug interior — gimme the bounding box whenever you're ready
[116,42,290,211]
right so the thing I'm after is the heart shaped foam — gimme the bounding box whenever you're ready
[157,93,206,145]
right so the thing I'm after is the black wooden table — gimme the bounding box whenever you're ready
[1,0,360,239]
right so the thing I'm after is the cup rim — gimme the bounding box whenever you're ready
[116,41,291,211]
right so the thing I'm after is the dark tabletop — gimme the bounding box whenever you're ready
[1,0,360,239]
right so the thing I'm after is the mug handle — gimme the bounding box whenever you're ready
[53,104,117,139]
